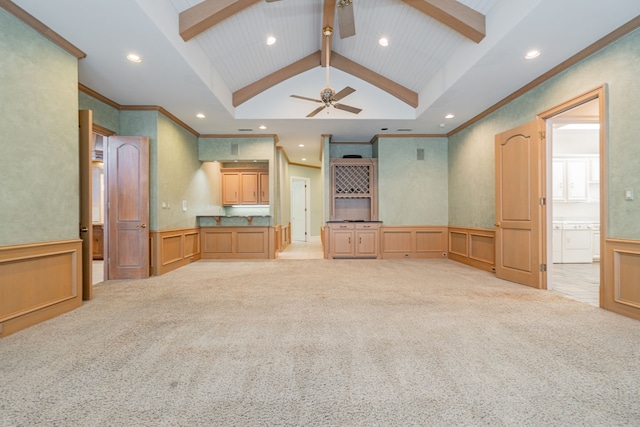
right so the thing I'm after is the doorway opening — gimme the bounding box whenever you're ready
[91,131,108,285]
[291,177,310,242]
[545,97,602,307]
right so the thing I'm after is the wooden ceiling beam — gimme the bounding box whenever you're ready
[400,0,485,43]
[233,51,322,106]
[179,0,261,42]
[330,52,419,108]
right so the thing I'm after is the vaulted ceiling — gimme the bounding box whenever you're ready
[8,0,640,166]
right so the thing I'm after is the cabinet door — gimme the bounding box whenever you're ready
[331,230,355,257]
[241,172,258,204]
[552,160,565,201]
[566,159,588,201]
[259,172,269,204]
[222,173,240,205]
[355,230,378,257]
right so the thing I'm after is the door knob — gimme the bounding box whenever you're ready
[80,227,89,233]
[140,223,147,228]
[494,223,500,228]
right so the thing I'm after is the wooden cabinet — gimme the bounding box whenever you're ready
[221,168,268,205]
[327,222,380,259]
[330,158,377,221]
[259,172,269,204]
[201,226,273,259]
[552,157,598,202]
[222,172,240,205]
[92,224,104,260]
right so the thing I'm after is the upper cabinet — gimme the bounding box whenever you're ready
[552,156,598,203]
[221,168,268,206]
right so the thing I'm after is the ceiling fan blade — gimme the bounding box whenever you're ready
[334,103,362,114]
[333,86,355,101]
[290,95,323,103]
[337,2,355,39]
[307,105,327,117]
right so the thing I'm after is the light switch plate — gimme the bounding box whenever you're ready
[625,189,634,201]
[182,200,187,211]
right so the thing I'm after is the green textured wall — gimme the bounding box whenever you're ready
[78,92,119,133]
[377,137,448,225]
[0,9,79,246]
[157,114,213,229]
[448,28,640,239]
[329,143,373,159]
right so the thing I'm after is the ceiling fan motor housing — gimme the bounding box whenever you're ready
[321,87,336,105]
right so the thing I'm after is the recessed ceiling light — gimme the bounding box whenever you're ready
[379,38,389,47]
[525,50,541,60]
[266,36,276,46]
[196,113,205,119]
[126,53,142,63]
[439,123,446,128]
[445,114,454,119]
[298,144,304,147]
[258,125,267,130]
[302,158,307,161]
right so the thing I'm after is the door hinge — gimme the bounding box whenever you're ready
[539,131,546,140]
[540,263,547,272]
[540,197,546,206]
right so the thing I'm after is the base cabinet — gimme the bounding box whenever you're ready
[327,222,380,259]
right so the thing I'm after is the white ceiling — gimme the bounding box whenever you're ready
[10,0,640,166]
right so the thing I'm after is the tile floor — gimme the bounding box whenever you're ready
[550,262,600,307]
[92,260,104,285]
[277,236,324,260]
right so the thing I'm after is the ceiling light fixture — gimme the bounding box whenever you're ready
[126,53,142,63]
[196,113,205,119]
[302,158,307,161]
[379,38,389,47]
[258,125,267,130]
[525,50,541,59]
[445,114,454,119]
[266,36,276,46]
[298,144,304,147]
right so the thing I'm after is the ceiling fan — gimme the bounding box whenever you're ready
[290,26,362,117]
[266,0,356,39]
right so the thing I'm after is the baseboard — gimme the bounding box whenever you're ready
[150,228,201,276]
[448,226,495,272]
[0,239,83,338]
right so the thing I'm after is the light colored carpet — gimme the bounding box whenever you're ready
[1,259,639,426]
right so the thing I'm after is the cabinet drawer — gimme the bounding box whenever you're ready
[355,223,379,230]
[331,223,354,230]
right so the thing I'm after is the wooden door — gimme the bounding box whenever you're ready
[495,120,545,289]
[78,110,93,300]
[241,172,258,204]
[222,173,239,205]
[291,178,307,242]
[106,136,150,280]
